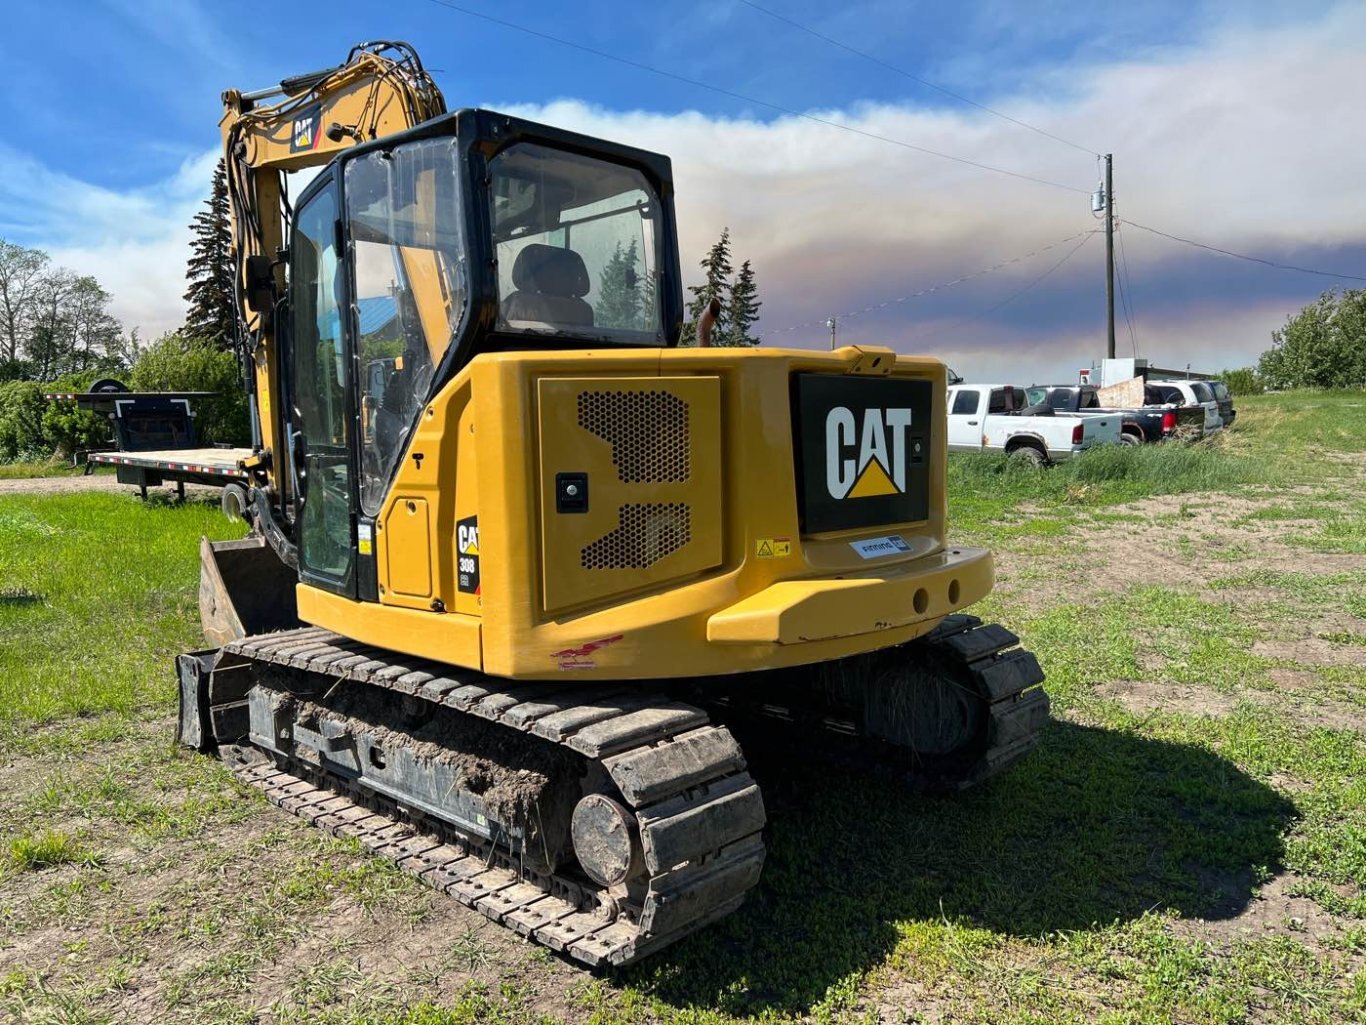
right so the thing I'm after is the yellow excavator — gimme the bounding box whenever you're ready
[177,41,1049,966]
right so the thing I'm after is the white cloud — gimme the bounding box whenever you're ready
[4,2,1362,368]
[0,146,218,341]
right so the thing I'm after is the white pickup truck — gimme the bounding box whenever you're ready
[947,383,1121,464]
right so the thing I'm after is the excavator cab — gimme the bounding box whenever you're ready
[256,111,686,604]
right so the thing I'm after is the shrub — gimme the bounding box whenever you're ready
[0,380,50,459]
[39,371,114,457]
[130,333,249,445]
[1218,368,1263,396]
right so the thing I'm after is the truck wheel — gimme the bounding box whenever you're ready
[1119,431,1142,447]
[221,484,249,523]
[1008,445,1047,468]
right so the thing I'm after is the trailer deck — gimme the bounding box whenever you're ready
[88,448,251,498]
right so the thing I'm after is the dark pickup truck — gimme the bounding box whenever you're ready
[1026,385,1203,444]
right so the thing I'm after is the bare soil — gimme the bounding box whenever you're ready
[0,473,216,497]
[994,491,1366,611]
[1096,679,1240,718]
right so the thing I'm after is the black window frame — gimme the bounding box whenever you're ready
[286,171,359,598]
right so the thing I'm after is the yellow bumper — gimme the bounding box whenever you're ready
[706,546,994,645]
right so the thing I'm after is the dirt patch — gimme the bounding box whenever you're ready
[1095,675,1363,734]
[0,473,216,497]
[1096,680,1240,718]
[1264,668,1319,691]
[1171,872,1350,950]
[992,484,1366,614]
[1253,637,1366,668]
[866,977,950,1023]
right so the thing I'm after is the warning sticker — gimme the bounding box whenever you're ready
[357,524,373,556]
[457,516,480,595]
[755,537,793,559]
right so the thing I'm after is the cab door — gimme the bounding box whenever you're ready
[286,178,357,596]
[946,387,985,450]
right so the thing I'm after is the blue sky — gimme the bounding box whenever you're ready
[2,0,1361,380]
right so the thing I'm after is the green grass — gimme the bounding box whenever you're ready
[2,391,1365,1024]
[0,458,81,479]
[948,390,1365,543]
[0,492,244,729]
[7,830,97,872]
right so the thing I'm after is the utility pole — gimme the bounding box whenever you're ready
[827,317,837,350]
[1103,154,1116,360]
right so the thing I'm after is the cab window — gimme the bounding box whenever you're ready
[345,138,468,516]
[488,143,664,342]
[950,390,980,415]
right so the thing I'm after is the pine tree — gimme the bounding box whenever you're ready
[682,227,733,346]
[724,259,762,347]
[595,239,643,330]
[183,160,236,350]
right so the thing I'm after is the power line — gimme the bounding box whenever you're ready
[762,229,1099,338]
[1115,222,1138,356]
[1121,220,1366,282]
[418,0,1090,195]
[739,0,1098,157]
[907,230,1097,342]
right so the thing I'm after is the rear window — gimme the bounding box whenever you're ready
[1190,382,1215,403]
[1212,382,1231,401]
[1048,389,1077,410]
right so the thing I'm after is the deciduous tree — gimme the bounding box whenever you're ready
[0,240,49,368]
[1259,289,1366,389]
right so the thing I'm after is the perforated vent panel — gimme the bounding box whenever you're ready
[582,503,692,570]
[577,390,690,483]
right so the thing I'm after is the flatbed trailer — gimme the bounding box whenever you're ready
[87,447,252,500]
[45,385,252,511]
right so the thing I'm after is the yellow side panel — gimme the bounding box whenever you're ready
[297,584,482,671]
[537,376,723,615]
[452,400,482,617]
[384,497,433,598]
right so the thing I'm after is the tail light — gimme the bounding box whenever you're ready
[1162,411,1177,432]
[1071,423,1084,445]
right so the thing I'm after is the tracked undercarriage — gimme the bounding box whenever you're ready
[178,615,1047,967]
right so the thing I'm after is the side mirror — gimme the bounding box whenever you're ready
[245,254,277,317]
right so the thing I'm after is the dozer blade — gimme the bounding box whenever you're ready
[198,536,300,645]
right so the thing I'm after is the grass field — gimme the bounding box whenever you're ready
[2,391,1365,1023]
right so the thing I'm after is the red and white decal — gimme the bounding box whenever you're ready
[550,634,623,671]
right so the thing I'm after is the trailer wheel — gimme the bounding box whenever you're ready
[221,484,249,523]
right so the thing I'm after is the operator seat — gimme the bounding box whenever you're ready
[501,243,594,328]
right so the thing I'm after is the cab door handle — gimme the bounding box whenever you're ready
[967,419,979,425]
